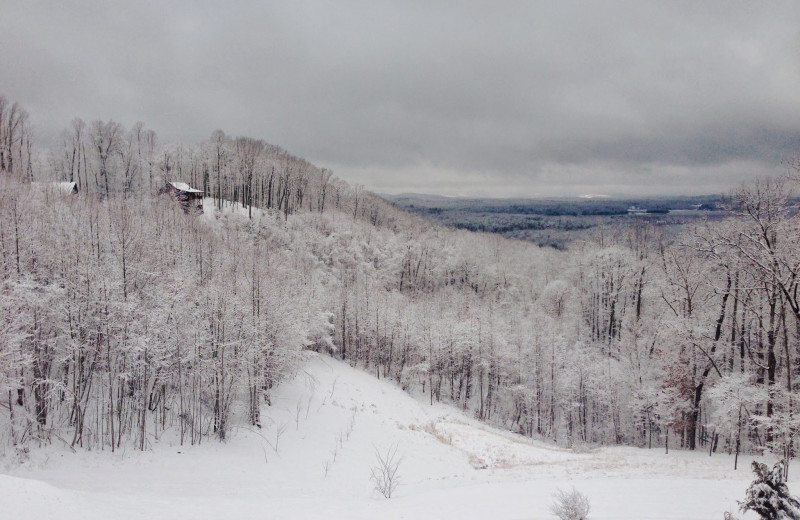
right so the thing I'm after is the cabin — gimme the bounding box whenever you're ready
[160,181,204,213]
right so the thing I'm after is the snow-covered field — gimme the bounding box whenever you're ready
[0,353,779,519]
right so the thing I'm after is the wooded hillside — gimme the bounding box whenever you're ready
[2,94,800,468]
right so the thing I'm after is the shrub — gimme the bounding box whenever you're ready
[550,487,590,520]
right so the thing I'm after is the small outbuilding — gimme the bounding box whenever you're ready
[160,181,204,213]
[31,181,79,195]
[55,182,79,195]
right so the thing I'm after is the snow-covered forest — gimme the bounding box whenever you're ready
[2,94,800,469]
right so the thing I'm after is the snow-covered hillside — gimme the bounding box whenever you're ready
[0,353,776,519]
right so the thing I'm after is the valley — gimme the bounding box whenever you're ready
[1,353,764,519]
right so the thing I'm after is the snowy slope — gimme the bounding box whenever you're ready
[0,353,776,519]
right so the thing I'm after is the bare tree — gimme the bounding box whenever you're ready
[89,120,123,196]
[0,97,30,175]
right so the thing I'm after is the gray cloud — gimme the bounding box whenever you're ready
[2,0,799,196]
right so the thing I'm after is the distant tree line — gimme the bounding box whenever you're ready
[391,195,727,249]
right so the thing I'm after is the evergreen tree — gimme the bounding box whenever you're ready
[740,461,800,520]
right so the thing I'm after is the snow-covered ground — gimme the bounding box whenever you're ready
[0,353,780,519]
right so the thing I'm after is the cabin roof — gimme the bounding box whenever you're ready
[31,181,78,194]
[56,182,77,193]
[168,181,203,194]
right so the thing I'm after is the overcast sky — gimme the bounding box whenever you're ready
[2,1,799,197]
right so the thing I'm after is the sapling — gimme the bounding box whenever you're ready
[273,422,287,453]
[370,443,402,498]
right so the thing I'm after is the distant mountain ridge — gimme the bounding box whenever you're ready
[385,193,726,249]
